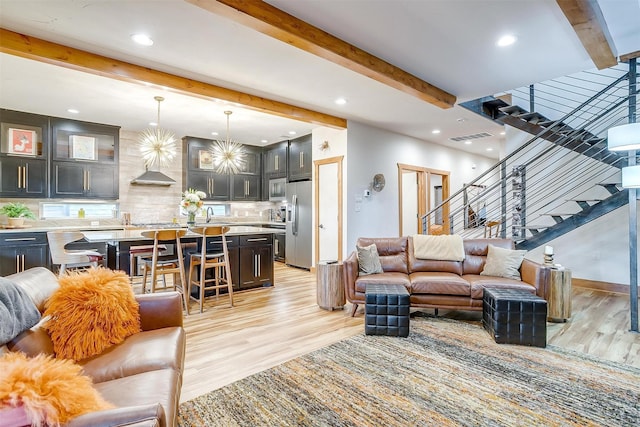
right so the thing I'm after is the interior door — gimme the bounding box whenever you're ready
[401,171,419,236]
[315,156,343,264]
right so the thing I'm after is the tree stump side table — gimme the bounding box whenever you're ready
[544,267,572,322]
[316,261,345,310]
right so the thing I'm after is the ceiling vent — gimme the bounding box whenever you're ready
[449,132,493,142]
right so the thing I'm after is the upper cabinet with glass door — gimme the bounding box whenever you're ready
[50,118,120,199]
[0,109,49,198]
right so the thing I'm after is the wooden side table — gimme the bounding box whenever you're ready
[544,267,572,322]
[316,261,345,310]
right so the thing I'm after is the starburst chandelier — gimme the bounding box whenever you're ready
[138,96,177,168]
[212,110,245,174]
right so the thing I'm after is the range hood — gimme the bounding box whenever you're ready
[130,170,176,186]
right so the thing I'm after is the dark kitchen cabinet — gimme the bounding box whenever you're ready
[231,174,260,201]
[0,157,47,197]
[50,118,119,199]
[0,232,49,276]
[0,109,49,198]
[264,141,288,177]
[239,242,273,289]
[288,134,312,181]
[52,162,118,199]
[237,146,261,175]
[189,170,231,200]
[183,136,261,201]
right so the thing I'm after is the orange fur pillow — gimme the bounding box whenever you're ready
[0,352,113,426]
[43,267,141,361]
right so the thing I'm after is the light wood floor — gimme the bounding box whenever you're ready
[180,263,640,402]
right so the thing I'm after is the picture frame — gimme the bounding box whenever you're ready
[7,127,37,156]
[70,135,97,160]
[198,149,214,170]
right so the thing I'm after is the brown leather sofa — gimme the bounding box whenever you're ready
[343,237,545,316]
[2,267,186,427]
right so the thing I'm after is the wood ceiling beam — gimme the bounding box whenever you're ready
[620,50,640,63]
[186,0,456,109]
[0,28,346,129]
[556,0,617,69]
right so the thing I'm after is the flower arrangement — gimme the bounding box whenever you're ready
[180,188,206,223]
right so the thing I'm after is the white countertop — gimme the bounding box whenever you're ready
[82,226,279,242]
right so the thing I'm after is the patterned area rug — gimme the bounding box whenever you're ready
[178,316,640,426]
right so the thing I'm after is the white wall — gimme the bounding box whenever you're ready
[312,126,348,263]
[345,120,495,251]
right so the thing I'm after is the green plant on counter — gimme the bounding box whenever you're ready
[0,202,36,219]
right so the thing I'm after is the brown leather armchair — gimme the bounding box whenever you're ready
[4,267,186,427]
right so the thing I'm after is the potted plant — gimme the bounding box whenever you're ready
[0,202,36,228]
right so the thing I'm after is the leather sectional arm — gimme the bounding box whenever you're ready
[520,259,546,297]
[65,403,165,427]
[136,292,183,331]
[343,251,359,304]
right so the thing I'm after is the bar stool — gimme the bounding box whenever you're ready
[188,226,233,313]
[139,229,189,314]
[47,231,104,276]
[129,244,167,280]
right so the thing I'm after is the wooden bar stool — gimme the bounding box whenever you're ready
[188,226,233,313]
[139,229,189,314]
[47,231,104,276]
[129,244,167,279]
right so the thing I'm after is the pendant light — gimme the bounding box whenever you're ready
[608,122,640,188]
[132,96,177,185]
[138,96,177,168]
[211,110,245,174]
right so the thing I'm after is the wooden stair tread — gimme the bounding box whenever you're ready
[499,105,528,115]
[517,112,548,123]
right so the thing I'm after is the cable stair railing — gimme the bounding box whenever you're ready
[423,65,639,251]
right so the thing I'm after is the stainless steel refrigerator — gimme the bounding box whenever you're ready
[286,181,312,269]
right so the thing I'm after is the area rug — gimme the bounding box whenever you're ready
[178,316,640,426]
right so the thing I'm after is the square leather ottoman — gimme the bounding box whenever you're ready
[483,288,547,347]
[365,283,410,337]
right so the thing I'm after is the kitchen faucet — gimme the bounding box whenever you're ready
[206,206,214,223]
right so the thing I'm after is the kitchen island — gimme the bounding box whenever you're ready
[83,226,276,291]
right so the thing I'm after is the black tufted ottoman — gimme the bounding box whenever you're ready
[483,288,547,347]
[365,283,410,337]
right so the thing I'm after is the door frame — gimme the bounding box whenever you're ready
[397,163,450,235]
[314,156,344,265]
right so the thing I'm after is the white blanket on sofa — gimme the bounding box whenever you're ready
[412,234,465,261]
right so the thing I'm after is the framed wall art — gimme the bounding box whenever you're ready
[198,149,214,170]
[70,135,97,160]
[7,127,37,156]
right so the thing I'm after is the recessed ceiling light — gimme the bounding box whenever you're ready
[500,131,506,135]
[149,122,158,127]
[131,34,154,46]
[432,129,441,134]
[497,34,517,47]
[211,131,219,136]
[67,108,79,114]
[464,141,472,145]
[289,131,297,135]
[486,147,494,151]
[334,97,347,105]
[261,139,268,143]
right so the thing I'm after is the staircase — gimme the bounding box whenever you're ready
[423,64,639,251]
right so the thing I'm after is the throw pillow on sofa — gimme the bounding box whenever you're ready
[0,352,113,426]
[357,243,383,275]
[43,267,141,361]
[480,244,527,280]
